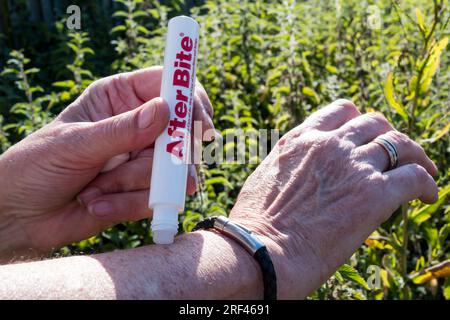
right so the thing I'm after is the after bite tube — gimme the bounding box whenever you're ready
[148,16,199,244]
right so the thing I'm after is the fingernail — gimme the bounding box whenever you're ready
[213,129,221,140]
[77,187,102,206]
[432,162,438,176]
[203,128,215,142]
[190,164,198,189]
[88,201,113,217]
[138,99,160,129]
[187,165,198,195]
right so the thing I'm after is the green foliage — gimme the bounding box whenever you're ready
[0,0,449,299]
[53,32,95,101]
[1,50,56,136]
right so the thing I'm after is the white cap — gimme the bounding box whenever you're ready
[151,205,179,244]
[153,229,177,244]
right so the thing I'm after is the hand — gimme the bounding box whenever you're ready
[229,99,438,299]
[0,66,214,258]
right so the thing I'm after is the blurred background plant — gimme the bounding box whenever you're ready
[0,0,449,299]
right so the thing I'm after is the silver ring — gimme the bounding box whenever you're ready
[373,136,398,170]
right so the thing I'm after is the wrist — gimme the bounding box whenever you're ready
[188,229,264,299]
[229,216,329,299]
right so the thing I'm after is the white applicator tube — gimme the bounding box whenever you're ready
[149,16,199,244]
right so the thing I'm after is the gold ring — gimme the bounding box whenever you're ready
[373,136,398,170]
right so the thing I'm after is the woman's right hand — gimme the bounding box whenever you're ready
[230,99,438,299]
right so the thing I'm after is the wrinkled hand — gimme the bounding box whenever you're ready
[230,100,438,299]
[0,66,214,258]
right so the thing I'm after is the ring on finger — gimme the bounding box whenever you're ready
[372,136,398,170]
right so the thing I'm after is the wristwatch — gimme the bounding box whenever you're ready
[192,216,277,300]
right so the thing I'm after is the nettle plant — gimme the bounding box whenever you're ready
[189,0,450,299]
[111,0,169,71]
[52,31,95,102]
[375,1,450,299]
[0,115,10,152]
[1,50,57,136]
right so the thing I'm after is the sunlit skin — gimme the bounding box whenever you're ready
[0,71,438,298]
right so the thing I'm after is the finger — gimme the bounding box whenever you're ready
[193,108,215,141]
[86,190,151,222]
[300,99,361,132]
[84,152,153,197]
[130,148,153,160]
[195,80,214,118]
[77,152,198,205]
[356,130,438,175]
[383,163,439,206]
[336,112,394,145]
[190,81,215,142]
[101,153,130,172]
[79,97,169,162]
[187,164,198,196]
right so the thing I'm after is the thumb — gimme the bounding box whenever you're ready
[84,97,169,162]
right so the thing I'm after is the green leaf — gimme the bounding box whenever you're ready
[334,270,344,283]
[431,121,450,142]
[422,222,439,251]
[415,8,426,34]
[53,80,75,88]
[205,177,233,189]
[444,278,450,300]
[182,212,203,232]
[338,264,370,290]
[81,48,95,55]
[302,86,320,103]
[112,11,129,18]
[136,26,150,35]
[411,184,450,225]
[1,68,18,75]
[250,34,264,45]
[132,10,148,18]
[60,91,71,101]
[111,25,127,33]
[25,68,40,75]
[384,72,408,122]
[220,115,237,124]
[439,223,450,244]
[67,43,78,53]
[325,64,338,74]
[148,9,160,19]
[420,37,449,94]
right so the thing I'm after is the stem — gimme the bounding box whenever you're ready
[401,203,409,297]
[19,63,33,104]
[409,1,441,133]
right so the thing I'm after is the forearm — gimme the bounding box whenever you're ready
[0,230,263,299]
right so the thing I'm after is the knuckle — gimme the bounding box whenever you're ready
[333,99,360,116]
[111,115,130,137]
[412,140,425,154]
[86,77,107,95]
[367,112,390,127]
[308,133,341,153]
[364,171,385,194]
[334,98,357,111]
[60,122,89,143]
[388,131,409,148]
[410,164,428,181]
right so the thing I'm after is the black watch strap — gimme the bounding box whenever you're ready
[193,216,277,300]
